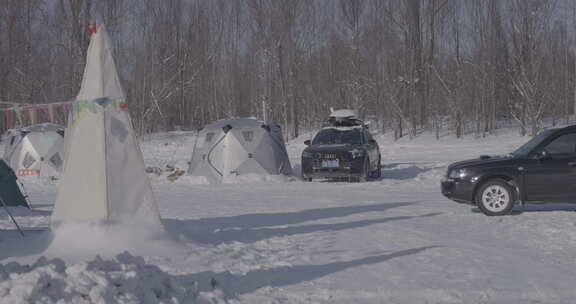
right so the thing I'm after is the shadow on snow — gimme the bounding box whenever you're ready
[184,245,440,298]
[0,230,53,262]
[472,203,576,215]
[163,202,440,245]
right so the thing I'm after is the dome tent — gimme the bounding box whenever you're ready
[3,123,65,177]
[187,118,292,183]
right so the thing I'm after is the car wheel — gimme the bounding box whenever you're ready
[475,179,515,216]
[359,157,370,182]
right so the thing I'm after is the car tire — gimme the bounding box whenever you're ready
[475,179,515,216]
[359,157,370,182]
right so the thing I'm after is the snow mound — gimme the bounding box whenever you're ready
[0,252,226,304]
[174,175,211,185]
[45,222,185,261]
[221,173,295,184]
[176,174,295,185]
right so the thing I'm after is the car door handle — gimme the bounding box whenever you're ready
[568,162,576,167]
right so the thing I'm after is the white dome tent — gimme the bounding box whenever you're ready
[3,123,65,177]
[187,118,292,183]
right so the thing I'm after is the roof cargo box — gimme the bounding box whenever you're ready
[326,109,364,127]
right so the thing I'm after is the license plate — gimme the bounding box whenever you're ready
[322,159,339,168]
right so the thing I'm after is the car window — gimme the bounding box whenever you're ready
[544,133,576,156]
[512,129,556,156]
[312,129,363,145]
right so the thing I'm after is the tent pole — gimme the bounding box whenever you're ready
[0,195,25,237]
[17,180,32,210]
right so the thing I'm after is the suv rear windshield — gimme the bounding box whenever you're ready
[312,129,363,145]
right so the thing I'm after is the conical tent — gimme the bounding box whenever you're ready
[51,23,161,226]
[187,118,292,183]
[3,123,65,177]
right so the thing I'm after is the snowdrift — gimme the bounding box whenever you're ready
[0,252,225,304]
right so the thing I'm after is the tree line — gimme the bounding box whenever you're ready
[1,0,575,138]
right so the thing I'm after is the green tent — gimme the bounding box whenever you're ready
[0,159,29,208]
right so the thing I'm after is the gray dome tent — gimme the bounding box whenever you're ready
[3,123,65,177]
[187,118,292,183]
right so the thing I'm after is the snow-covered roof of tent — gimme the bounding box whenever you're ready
[201,117,267,131]
[3,123,65,145]
[20,123,64,133]
[5,123,64,134]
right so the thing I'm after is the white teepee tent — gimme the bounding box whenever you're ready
[51,23,161,226]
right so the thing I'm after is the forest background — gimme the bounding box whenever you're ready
[1,0,574,139]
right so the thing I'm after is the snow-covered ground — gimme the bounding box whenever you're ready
[3,128,576,303]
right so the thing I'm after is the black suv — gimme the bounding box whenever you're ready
[301,126,381,182]
[442,125,576,215]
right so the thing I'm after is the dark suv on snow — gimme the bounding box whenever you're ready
[301,126,381,182]
[442,125,576,215]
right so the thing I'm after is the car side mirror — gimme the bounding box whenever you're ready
[304,140,311,146]
[368,139,376,145]
[534,150,548,160]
